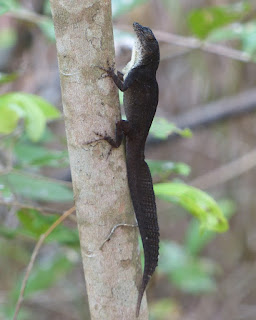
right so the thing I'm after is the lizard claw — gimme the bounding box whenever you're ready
[93,131,114,158]
[97,59,115,78]
[93,131,107,140]
[82,132,106,149]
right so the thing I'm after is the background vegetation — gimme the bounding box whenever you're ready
[1,0,256,319]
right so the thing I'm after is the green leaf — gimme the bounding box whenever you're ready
[27,255,73,293]
[154,182,228,232]
[240,22,256,57]
[150,298,179,320]
[0,105,19,133]
[0,182,13,201]
[185,199,236,256]
[10,254,74,303]
[0,171,73,202]
[0,93,61,141]
[38,19,55,42]
[158,241,188,273]
[207,24,244,42]
[25,94,61,119]
[0,209,79,246]
[0,72,18,84]
[148,160,190,181]
[184,220,214,257]
[17,96,45,141]
[158,241,218,294]
[0,28,17,49]
[43,0,52,16]
[188,2,251,39]
[150,117,192,140]
[208,21,256,57]
[16,209,79,245]
[0,0,19,15]
[170,261,217,293]
[112,0,148,18]
[14,141,69,168]
[0,225,17,239]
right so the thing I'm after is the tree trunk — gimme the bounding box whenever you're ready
[49,0,148,318]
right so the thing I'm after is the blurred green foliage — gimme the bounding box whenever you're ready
[0,171,73,202]
[0,93,61,140]
[188,2,251,39]
[209,21,256,60]
[15,209,79,245]
[0,28,17,48]
[0,0,18,15]
[112,0,148,18]
[3,253,75,319]
[155,182,228,232]
[148,160,191,179]
[0,0,243,318]
[0,72,18,84]
[149,298,180,320]
[150,117,192,140]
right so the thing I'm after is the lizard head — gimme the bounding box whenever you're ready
[132,22,159,66]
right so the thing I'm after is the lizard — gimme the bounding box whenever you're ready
[97,22,160,317]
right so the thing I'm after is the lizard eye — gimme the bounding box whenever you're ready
[147,33,155,40]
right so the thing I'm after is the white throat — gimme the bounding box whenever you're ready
[122,39,143,79]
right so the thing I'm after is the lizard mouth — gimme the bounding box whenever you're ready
[133,22,156,44]
[133,22,143,32]
[133,22,144,38]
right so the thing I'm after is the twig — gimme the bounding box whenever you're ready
[190,149,256,190]
[116,24,252,63]
[173,89,256,131]
[99,223,138,250]
[1,199,77,223]
[5,13,253,63]
[147,89,256,145]
[0,199,63,214]
[13,206,76,320]
[6,9,50,24]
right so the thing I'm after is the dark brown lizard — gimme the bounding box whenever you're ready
[97,22,160,317]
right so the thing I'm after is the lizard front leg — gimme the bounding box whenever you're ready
[98,61,129,92]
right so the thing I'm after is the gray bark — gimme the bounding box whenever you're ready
[49,0,148,319]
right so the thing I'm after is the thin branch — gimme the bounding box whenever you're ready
[99,223,138,250]
[5,12,253,63]
[147,89,256,145]
[190,149,256,190]
[173,89,256,130]
[0,199,63,214]
[6,9,50,24]
[13,206,76,320]
[1,199,77,223]
[116,24,252,63]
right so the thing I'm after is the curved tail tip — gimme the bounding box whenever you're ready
[136,299,142,318]
[136,284,146,317]
[136,287,144,317]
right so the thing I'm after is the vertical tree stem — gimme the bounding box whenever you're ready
[49,1,148,318]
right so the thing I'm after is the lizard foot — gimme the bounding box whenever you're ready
[82,132,105,148]
[83,132,114,159]
[97,59,115,79]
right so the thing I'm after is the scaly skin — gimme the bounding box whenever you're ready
[98,22,160,317]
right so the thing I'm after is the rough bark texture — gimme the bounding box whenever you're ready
[49,0,148,319]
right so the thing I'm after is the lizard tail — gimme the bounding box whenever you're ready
[136,273,150,317]
[127,159,160,317]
